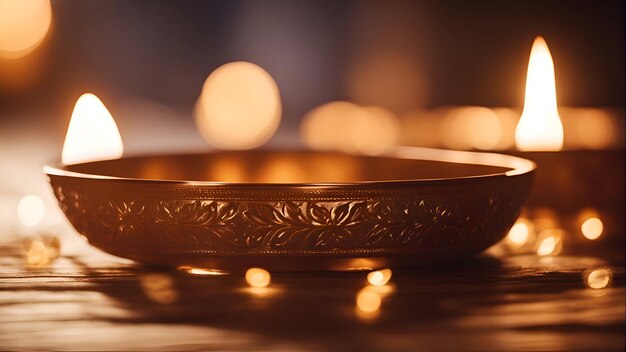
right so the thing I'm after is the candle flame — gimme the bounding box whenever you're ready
[515,36,564,151]
[62,93,123,165]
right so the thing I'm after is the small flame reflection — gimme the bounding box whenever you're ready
[245,267,271,288]
[584,268,612,290]
[178,266,228,276]
[367,268,392,287]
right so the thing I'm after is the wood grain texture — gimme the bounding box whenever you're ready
[0,242,623,351]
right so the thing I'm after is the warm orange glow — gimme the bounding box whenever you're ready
[460,107,502,150]
[17,194,45,227]
[441,107,502,150]
[300,102,399,155]
[570,108,614,150]
[245,267,271,288]
[178,266,228,276]
[492,107,520,150]
[25,239,49,266]
[256,156,307,183]
[398,109,440,148]
[195,62,281,150]
[301,101,361,151]
[0,0,52,59]
[356,287,382,313]
[515,36,564,151]
[347,51,427,113]
[581,217,603,240]
[139,273,179,304]
[531,207,559,232]
[536,229,564,256]
[62,93,123,165]
[505,217,533,248]
[584,268,612,289]
[367,268,392,287]
[23,235,59,267]
[359,106,400,155]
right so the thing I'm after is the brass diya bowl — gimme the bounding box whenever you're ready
[45,147,535,271]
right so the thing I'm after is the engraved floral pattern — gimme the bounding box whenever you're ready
[96,200,146,242]
[243,201,367,250]
[152,200,239,248]
[50,176,531,256]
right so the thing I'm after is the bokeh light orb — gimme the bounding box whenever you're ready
[581,217,603,240]
[356,287,382,313]
[195,62,281,150]
[245,267,271,288]
[441,106,502,150]
[367,268,392,287]
[505,217,533,249]
[0,0,52,59]
[301,102,399,155]
[585,268,612,289]
[17,194,45,227]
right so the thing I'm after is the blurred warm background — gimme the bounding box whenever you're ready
[0,0,623,237]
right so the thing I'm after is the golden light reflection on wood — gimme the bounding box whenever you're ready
[245,268,271,288]
[515,36,564,151]
[0,0,52,59]
[22,235,59,267]
[62,93,124,165]
[584,268,612,290]
[356,287,382,316]
[139,273,179,305]
[17,194,45,227]
[178,266,229,276]
[367,268,392,287]
[195,61,281,150]
[1,240,623,350]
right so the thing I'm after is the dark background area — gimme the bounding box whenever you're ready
[0,0,623,130]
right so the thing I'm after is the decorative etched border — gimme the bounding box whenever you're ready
[51,174,530,255]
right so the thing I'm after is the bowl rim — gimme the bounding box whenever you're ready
[43,146,536,188]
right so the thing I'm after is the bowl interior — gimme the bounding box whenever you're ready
[62,150,512,184]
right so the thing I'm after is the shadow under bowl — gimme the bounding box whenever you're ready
[45,147,535,271]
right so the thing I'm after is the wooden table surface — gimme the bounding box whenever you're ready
[0,239,623,352]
